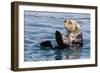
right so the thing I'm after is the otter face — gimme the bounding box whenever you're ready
[64,20,80,32]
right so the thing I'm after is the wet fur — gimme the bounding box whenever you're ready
[63,20,83,47]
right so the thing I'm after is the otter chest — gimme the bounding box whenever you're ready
[69,33,79,42]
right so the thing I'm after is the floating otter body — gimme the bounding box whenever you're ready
[40,20,83,50]
[63,20,83,47]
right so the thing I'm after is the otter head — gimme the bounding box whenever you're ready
[64,20,80,32]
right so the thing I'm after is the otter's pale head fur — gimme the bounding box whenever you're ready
[64,20,80,33]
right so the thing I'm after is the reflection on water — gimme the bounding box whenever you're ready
[24,11,90,61]
[66,46,81,59]
[53,44,82,60]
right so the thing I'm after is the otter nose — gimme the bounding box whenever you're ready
[64,20,67,23]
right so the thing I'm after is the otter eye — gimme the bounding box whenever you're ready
[76,27,77,29]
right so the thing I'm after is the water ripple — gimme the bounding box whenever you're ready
[24,11,90,61]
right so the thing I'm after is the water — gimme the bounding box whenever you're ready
[24,11,90,61]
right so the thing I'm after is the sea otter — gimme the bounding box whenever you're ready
[55,20,83,48]
[40,20,83,50]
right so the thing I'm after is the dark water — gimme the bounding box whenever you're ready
[24,11,90,61]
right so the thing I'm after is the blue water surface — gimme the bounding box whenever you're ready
[24,11,90,61]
